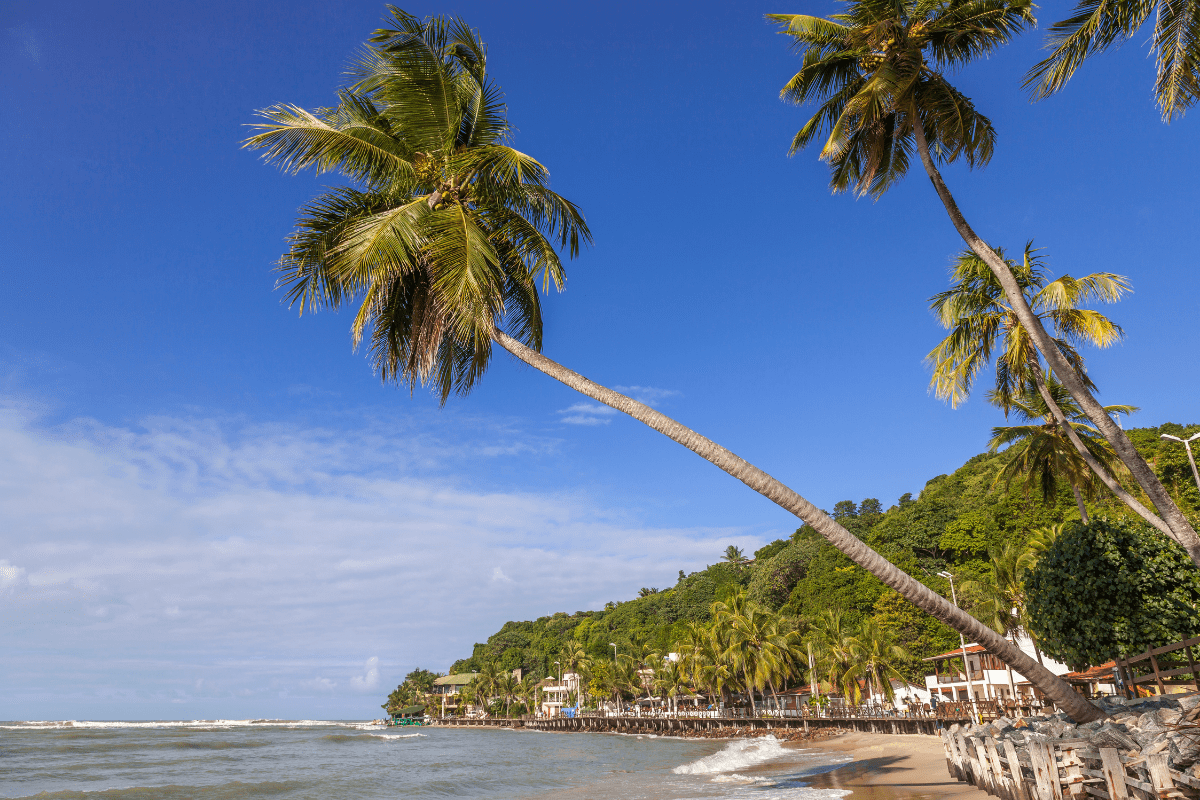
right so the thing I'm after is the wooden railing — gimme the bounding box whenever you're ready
[943,728,1200,800]
[1115,636,1200,697]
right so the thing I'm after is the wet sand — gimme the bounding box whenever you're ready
[797,732,989,800]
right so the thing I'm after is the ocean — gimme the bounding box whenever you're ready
[0,720,854,799]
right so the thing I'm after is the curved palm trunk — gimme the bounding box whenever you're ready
[1071,483,1089,524]
[1030,371,1168,535]
[909,116,1200,568]
[493,331,1104,722]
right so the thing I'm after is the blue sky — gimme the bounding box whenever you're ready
[1,0,1197,720]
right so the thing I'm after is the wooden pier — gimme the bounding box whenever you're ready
[435,708,948,737]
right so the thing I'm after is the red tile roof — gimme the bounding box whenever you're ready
[924,644,987,661]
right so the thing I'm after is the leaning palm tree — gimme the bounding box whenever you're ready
[988,381,1136,522]
[249,8,1102,722]
[771,0,1200,565]
[1024,0,1200,121]
[926,245,1161,531]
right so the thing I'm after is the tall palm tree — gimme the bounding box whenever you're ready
[1024,0,1200,121]
[806,608,862,703]
[772,0,1200,565]
[926,245,1161,531]
[722,545,749,567]
[846,617,909,704]
[249,8,1102,722]
[988,381,1136,522]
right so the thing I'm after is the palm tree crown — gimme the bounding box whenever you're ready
[1025,0,1200,121]
[988,380,1135,512]
[243,9,590,401]
[927,243,1129,411]
[769,0,1034,197]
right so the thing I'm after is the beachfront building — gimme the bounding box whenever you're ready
[923,636,1075,707]
[539,672,582,717]
[432,673,477,716]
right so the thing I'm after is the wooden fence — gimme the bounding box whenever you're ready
[941,728,1200,800]
[1115,636,1200,697]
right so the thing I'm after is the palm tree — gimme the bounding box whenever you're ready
[653,656,688,715]
[1024,0,1200,121]
[806,608,862,703]
[497,672,516,717]
[926,244,1160,531]
[846,617,909,704]
[772,0,1200,565]
[988,381,1136,522]
[722,545,749,567]
[249,8,1102,722]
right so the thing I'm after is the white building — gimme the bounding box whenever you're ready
[924,635,1072,704]
[539,672,582,717]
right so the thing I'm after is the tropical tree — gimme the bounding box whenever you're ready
[722,545,749,567]
[653,656,688,714]
[806,608,862,703]
[771,0,1200,568]
[497,672,517,717]
[846,617,909,704]
[926,244,1158,530]
[988,381,1136,522]
[1025,0,1200,121]
[249,8,1103,722]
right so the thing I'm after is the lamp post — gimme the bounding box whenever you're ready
[553,660,561,718]
[609,643,619,715]
[1161,433,1200,493]
[938,571,979,724]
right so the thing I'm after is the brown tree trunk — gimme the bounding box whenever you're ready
[493,331,1105,722]
[909,114,1200,568]
[1071,483,1089,524]
[1030,371,1168,536]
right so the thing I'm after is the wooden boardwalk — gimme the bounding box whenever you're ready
[435,710,947,736]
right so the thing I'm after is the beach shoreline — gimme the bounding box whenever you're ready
[796,731,988,799]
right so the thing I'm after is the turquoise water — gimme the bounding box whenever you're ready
[0,720,853,799]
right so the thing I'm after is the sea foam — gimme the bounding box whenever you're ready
[672,735,788,775]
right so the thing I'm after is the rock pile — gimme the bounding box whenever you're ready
[956,692,1200,777]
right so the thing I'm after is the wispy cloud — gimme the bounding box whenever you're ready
[556,386,679,426]
[0,397,752,719]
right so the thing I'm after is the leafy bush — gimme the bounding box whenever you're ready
[747,539,819,610]
[1025,520,1200,669]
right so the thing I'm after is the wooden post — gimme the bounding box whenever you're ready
[985,736,1010,800]
[974,738,997,796]
[1002,739,1030,800]
[1185,645,1200,694]
[1059,747,1086,800]
[1144,753,1177,800]
[1098,747,1131,800]
[1148,649,1167,695]
[1028,740,1062,800]
[957,732,980,788]
[943,731,961,780]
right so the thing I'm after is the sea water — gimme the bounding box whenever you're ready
[0,720,853,799]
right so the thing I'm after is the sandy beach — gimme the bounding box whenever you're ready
[798,732,989,800]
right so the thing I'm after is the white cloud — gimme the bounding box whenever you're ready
[0,397,763,719]
[556,387,680,426]
[614,386,680,406]
[350,656,380,691]
[0,559,26,590]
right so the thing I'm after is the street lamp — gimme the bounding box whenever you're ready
[1161,433,1200,493]
[609,643,620,715]
[938,571,979,724]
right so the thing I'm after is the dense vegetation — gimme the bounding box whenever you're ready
[445,423,1200,689]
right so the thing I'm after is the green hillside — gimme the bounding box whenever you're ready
[446,422,1200,686]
